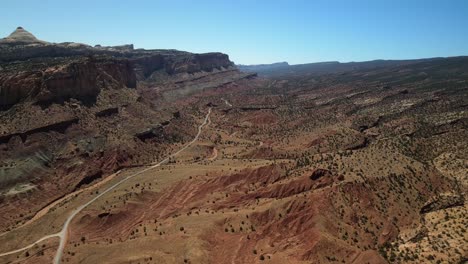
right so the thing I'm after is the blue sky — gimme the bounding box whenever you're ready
[1,0,467,64]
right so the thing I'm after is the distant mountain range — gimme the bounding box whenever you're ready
[238,57,468,77]
[237,62,289,72]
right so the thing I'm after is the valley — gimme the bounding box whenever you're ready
[0,27,466,264]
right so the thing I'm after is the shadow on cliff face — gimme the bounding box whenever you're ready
[0,57,136,110]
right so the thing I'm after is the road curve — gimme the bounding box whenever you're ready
[0,169,124,239]
[0,233,60,257]
[54,107,211,264]
[221,98,232,107]
[0,108,211,263]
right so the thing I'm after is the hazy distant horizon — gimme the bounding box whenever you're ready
[2,0,468,64]
[237,55,468,66]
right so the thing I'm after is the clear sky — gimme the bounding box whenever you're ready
[1,0,467,64]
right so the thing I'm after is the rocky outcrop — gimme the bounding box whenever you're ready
[0,70,42,108]
[131,52,234,80]
[185,53,233,73]
[73,170,103,191]
[134,121,182,143]
[0,57,136,108]
[0,27,241,232]
[95,107,119,117]
[131,54,165,79]
[0,27,48,45]
[0,43,234,78]
[0,43,109,62]
[420,193,464,214]
[0,117,78,144]
[135,126,164,142]
[352,115,381,132]
[0,28,234,85]
[309,168,332,180]
[0,27,119,62]
[95,44,134,52]
[239,104,277,111]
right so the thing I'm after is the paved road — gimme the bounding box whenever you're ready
[0,108,212,264]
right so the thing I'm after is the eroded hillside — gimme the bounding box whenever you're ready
[0,28,466,264]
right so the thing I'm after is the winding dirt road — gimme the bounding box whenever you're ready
[0,170,123,239]
[0,108,212,264]
[222,98,232,107]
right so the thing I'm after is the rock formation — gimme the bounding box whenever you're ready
[0,27,250,232]
[0,57,136,108]
[0,27,48,45]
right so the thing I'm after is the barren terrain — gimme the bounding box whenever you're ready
[0,28,467,264]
